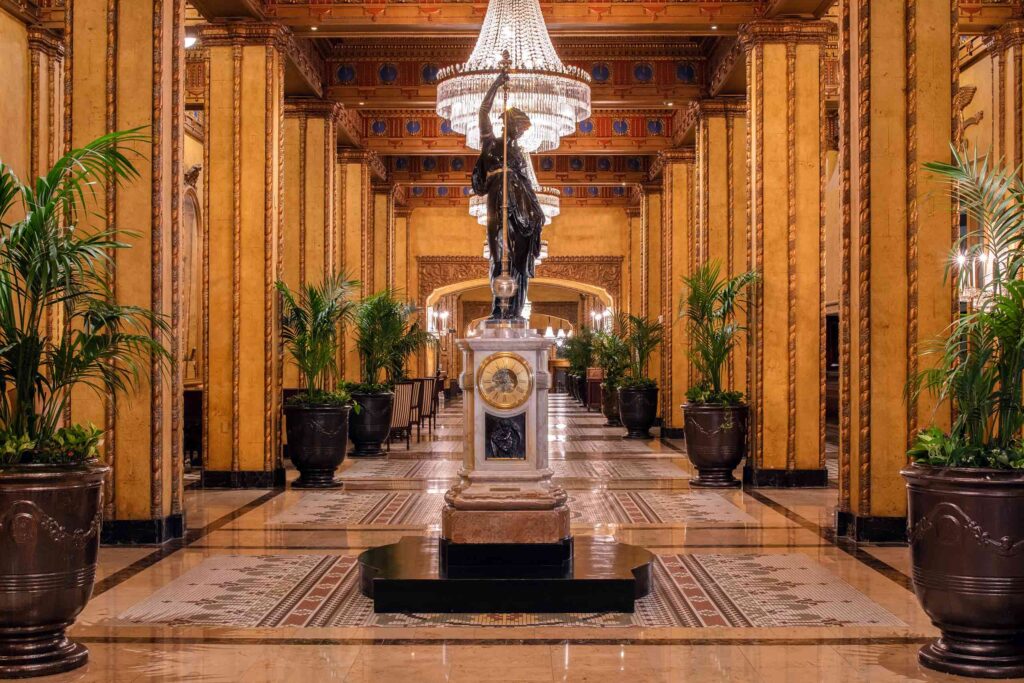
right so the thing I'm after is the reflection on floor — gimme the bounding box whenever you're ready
[53,395,981,682]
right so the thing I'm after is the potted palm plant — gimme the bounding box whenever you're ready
[593,330,629,426]
[562,329,593,407]
[278,273,359,487]
[679,260,758,487]
[348,290,433,456]
[0,131,168,677]
[617,314,664,439]
[902,150,1024,679]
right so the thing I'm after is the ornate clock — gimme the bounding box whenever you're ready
[476,352,533,410]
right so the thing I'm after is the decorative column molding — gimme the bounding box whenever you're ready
[990,22,1024,167]
[659,149,696,434]
[837,0,955,541]
[282,99,342,389]
[198,22,285,487]
[27,28,63,183]
[67,0,186,543]
[337,148,386,379]
[740,19,833,488]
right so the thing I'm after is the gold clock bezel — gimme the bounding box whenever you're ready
[476,352,534,410]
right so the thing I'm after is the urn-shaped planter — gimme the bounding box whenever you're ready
[682,404,747,488]
[348,392,394,457]
[617,385,658,439]
[284,405,351,487]
[0,463,108,678]
[601,385,621,426]
[902,465,1024,679]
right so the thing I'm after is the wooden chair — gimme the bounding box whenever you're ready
[419,377,437,434]
[409,378,425,442]
[386,380,415,451]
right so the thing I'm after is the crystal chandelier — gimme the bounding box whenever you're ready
[483,239,548,265]
[435,0,591,153]
[469,151,560,225]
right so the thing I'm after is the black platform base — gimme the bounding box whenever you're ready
[835,510,908,543]
[359,536,653,613]
[440,537,573,578]
[742,466,828,488]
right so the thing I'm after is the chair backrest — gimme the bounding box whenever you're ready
[421,378,437,418]
[409,378,425,418]
[390,381,414,429]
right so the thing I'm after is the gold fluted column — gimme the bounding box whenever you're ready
[837,0,954,541]
[691,99,750,398]
[659,150,696,433]
[198,23,285,487]
[625,202,643,316]
[282,99,341,389]
[991,23,1024,167]
[372,182,391,293]
[644,184,664,419]
[66,0,185,542]
[741,20,832,487]
[393,191,411,295]
[337,149,386,380]
[28,28,63,183]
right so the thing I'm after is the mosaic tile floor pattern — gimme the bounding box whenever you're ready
[114,552,902,629]
[267,490,756,527]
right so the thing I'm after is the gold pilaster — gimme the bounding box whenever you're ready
[838,0,955,537]
[67,0,185,538]
[741,19,832,483]
[198,22,285,486]
[991,22,1024,167]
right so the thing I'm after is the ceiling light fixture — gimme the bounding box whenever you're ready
[435,0,591,152]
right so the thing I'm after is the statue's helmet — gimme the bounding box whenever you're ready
[506,107,531,136]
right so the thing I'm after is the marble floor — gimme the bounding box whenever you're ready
[43,394,1012,682]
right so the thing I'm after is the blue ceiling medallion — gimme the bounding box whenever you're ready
[591,63,610,82]
[587,186,599,197]
[422,156,437,171]
[676,62,696,84]
[378,63,398,84]
[405,119,422,135]
[612,120,629,136]
[462,186,472,196]
[437,186,449,197]
[440,120,453,135]
[421,63,439,84]
[597,157,611,171]
[563,186,575,197]
[570,157,584,171]
[627,157,642,171]
[451,157,465,171]
[646,119,664,135]
[633,63,654,83]
[613,186,626,196]
[336,64,357,84]
[412,186,424,197]
[371,120,387,136]
[540,156,554,171]
[578,119,594,134]
[394,156,409,170]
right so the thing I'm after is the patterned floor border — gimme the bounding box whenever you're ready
[113,551,904,629]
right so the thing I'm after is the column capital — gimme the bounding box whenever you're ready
[197,22,291,49]
[284,99,344,119]
[654,148,696,177]
[738,19,836,50]
[674,98,746,144]
[338,149,387,181]
[27,27,63,58]
[991,21,1024,50]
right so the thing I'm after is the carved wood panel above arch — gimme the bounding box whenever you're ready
[416,255,623,309]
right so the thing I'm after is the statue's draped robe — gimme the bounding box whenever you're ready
[472,134,545,319]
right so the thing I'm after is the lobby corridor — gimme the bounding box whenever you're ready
[50,395,967,682]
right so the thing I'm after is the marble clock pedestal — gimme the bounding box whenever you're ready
[358,323,652,613]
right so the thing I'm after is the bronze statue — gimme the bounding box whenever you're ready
[472,71,545,320]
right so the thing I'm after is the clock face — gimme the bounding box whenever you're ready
[477,352,533,410]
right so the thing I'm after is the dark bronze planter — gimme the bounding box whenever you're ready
[617,385,658,439]
[575,375,588,407]
[902,465,1024,678]
[601,385,621,426]
[682,403,747,488]
[349,391,394,457]
[0,463,108,678]
[284,404,351,488]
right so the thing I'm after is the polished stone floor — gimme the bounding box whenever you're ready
[42,394,1012,682]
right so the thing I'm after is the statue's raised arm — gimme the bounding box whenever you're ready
[478,72,508,143]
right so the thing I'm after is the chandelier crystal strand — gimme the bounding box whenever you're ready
[436,0,591,153]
